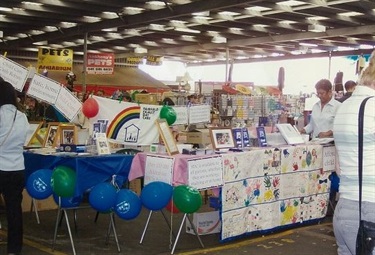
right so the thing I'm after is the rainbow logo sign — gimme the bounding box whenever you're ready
[107,106,141,140]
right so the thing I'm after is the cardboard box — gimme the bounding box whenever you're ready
[128,178,142,195]
[184,129,211,145]
[22,189,57,212]
[186,211,221,235]
[135,93,158,105]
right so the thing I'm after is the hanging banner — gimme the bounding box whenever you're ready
[146,56,163,66]
[86,53,114,74]
[27,73,61,104]
[54,86,82,121]
[88,96,162,145]
[0,55,29,91]
[37,47,73,73]
[125,57,143,66]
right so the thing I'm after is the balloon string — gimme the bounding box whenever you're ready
[169,200,174,250]
[111,175,120,190]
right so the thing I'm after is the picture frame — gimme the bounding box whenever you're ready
[58,124,77,145]
[43,122,60,147]
[209,127,235,150]
[155,119,179,156]
[25,121,43,147]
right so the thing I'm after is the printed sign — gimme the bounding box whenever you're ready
[37,47,73,72]
[189,105,210,124]
[86,53,114,74]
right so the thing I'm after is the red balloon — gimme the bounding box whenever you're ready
[82,97,99,118]
[165,199,180,214]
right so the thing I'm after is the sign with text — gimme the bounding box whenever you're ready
[27,73,61,104]
[54,86,82,121]
[144,155,174,185]
[188,156,223,190]
[37,47,73,72]
[86,53,114,74]
[323,145,336,172]
[188,105,210,124]
[0,55,28,91]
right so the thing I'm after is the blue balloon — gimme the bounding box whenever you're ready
[89,183,117,212]
[140,181,173,211]
[26,169,53,200]
[114,189,141,220]
[53,193,82,208]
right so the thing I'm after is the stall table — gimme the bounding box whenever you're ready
[129,144,335,242]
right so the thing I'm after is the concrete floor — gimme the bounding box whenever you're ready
[0,204,337,255]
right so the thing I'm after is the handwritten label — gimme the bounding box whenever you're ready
[323,146,336,172]
[188,156,223,190]
[28,74,61,104]
[54,86,82,121]
[173,106,188,125]
[144,155,174,185]
[189,105,210,124]
[0,55,28,91]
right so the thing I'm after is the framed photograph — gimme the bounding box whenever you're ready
[25,121,43,147]
[58,124,77,145]
[209,127,235,150]
[43,122,60,147]
[155,119,179,156]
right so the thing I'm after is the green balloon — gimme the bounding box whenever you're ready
[160,105,177,126]
[173,185,202,214]
[51,166,76,198]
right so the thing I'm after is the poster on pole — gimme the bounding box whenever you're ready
[188,156,223,190]
[144,155,174,185]
[27,73,61,104]
[0,55,29,91]
[54,86,82,121]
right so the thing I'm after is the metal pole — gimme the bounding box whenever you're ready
[83,32,88,94]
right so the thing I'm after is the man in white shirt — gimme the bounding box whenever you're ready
[301,79,341,139]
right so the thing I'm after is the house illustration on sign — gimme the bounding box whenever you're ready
[124,124,140,143]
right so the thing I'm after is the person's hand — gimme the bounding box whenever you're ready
[300,129,306,134]
[317,131,333,138]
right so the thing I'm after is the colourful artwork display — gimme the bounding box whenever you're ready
[220,144,330,241]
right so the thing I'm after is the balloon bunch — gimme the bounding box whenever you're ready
[26,166,78,207]
[140,182,202,214]
[88,182,142,220]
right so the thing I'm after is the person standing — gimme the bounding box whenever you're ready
[333,51,375,255]
[301,79,341,139]
[337,80,357,102]
[0,80,29,255]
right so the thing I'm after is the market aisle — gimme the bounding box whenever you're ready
[0,206,336,255]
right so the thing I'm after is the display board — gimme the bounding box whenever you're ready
[220,144,331,241]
